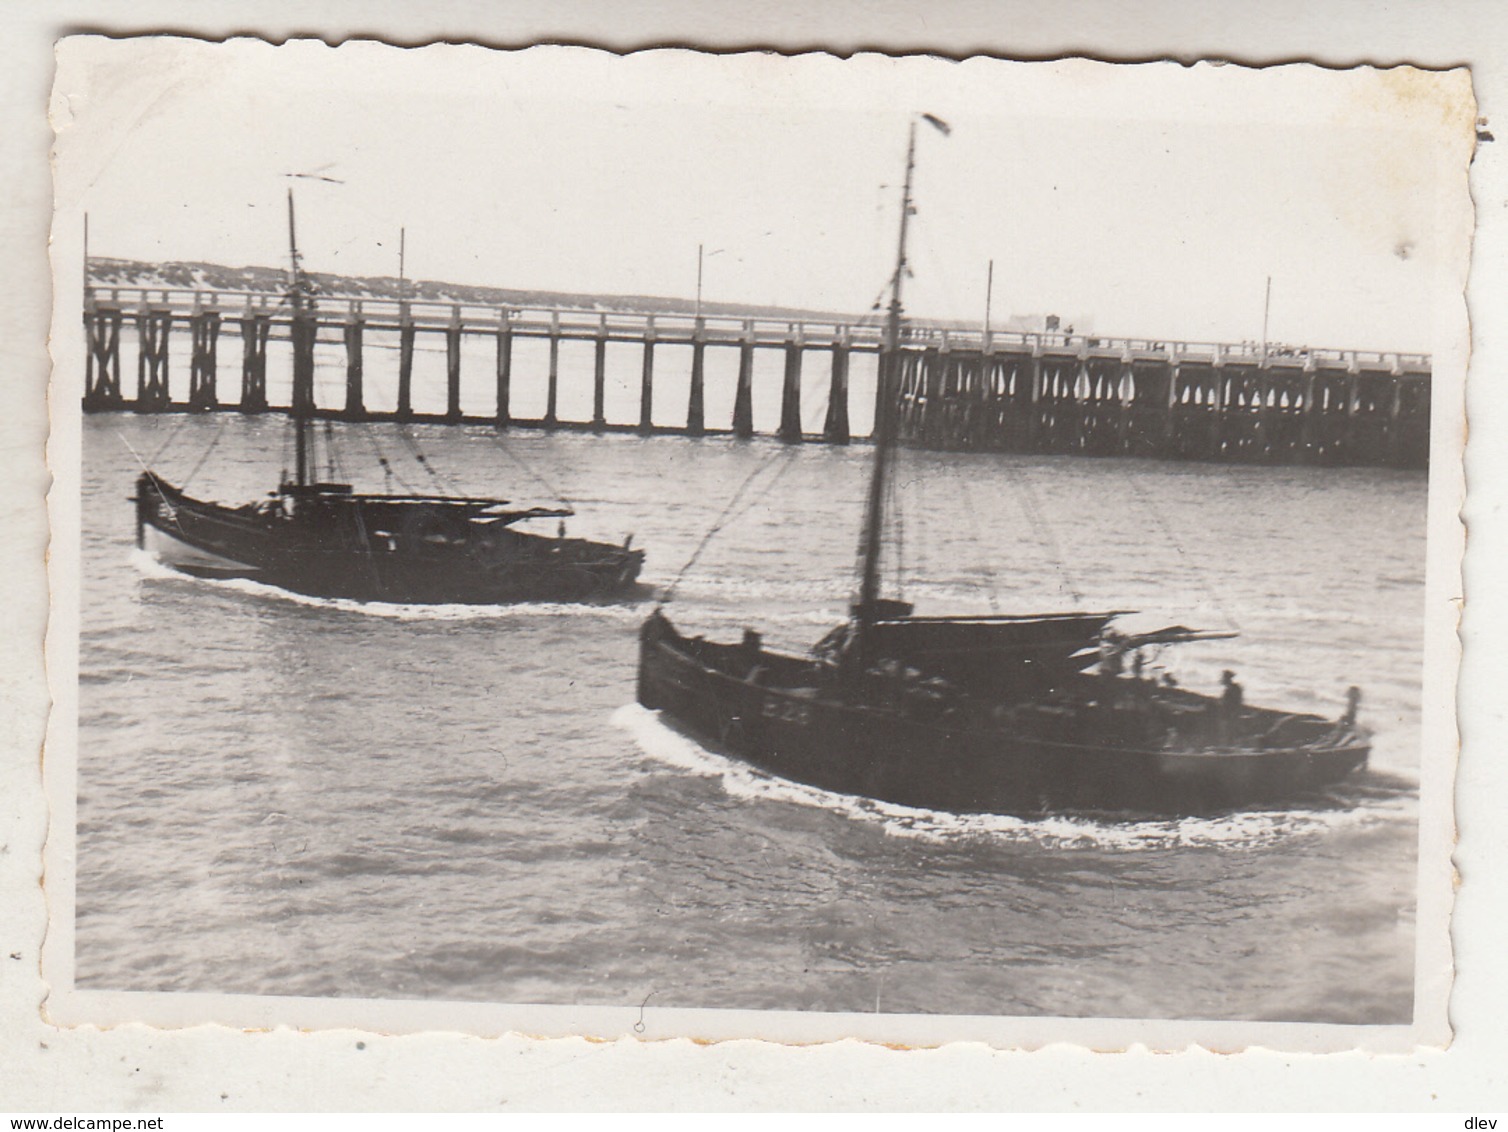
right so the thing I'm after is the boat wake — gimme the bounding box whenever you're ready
[128,548,648,622]
[611,703,1416,852]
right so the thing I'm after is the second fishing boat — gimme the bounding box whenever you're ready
[133,192,646,604]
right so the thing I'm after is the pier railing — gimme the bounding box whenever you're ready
[83,283,1431,370]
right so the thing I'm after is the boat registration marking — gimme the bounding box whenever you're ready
[762,697,811,726]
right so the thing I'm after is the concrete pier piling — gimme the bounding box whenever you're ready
[732,339,755,439]
[343,320,364,418]
[495,317,513,428]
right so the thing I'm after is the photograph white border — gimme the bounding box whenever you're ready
[4,0,1506,1111]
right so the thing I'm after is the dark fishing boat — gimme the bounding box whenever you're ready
[636,118,1369,817]
[134,194,645,604]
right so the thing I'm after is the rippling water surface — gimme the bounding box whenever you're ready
[75,413,1426,1023]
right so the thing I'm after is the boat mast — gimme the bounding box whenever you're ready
[849,119,918,672]
[287,188,314,489]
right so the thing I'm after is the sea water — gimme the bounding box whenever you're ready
[73,411,1426,1023]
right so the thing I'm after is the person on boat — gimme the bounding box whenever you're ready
[1218,670,1244,743]
[1221,670,1244,709]
[1342,685,1362,728]
[1097,631,1128,706]
[1097,631,1126,677]
[741,628,764,677]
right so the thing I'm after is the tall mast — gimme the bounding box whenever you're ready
[984,258,994,342]
[1260,274,1272,364]
[287,188,314,489]
[849,119,918,671]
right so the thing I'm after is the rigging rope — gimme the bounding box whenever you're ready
[908,215,966,334]
[280,413,294,484]
[722,446,801,534]
[886,448,906,598]
[860,279,892,324]
[358,423,418,494]
[1008,461,1084,606]
[323,420,350,485]
[907,456,937,593]
[146,415,192,465]
[488,431,571,509]
[1124,471,1242,632]
[660,446,800,606]
[394,426,460,496]
[954,465,1002,613]
[182,417,230,489]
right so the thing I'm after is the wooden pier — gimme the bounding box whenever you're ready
[81,285,1432,468]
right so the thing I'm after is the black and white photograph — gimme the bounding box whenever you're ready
[41,35,1468,1052]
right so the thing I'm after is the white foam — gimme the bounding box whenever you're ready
[611,702,1415,852]
[669,574,854,603]
[129,548,645,622]
[657,607,847,637]
[127,546,181,580]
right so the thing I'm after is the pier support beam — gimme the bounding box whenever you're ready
[592,327,607,429]
[824,340,851,444]
[397,314,415,421]
[545,314,560,427]
[83,308,124,409]
[1027,351,1043,450]
[1299,367,1318,462]
[344,320,365,419]
[135,311,172,410]
[188,311,220,410]
[495,315,513,427]
[639,334,656,434]
[1071,359,1090,451]
[687,336,706,436]
[778,340,803,442]
[1343,369,1360,463]
[239,315,269,412]
[446,320,463,421]
[1115,360,1132,454]
[1211,358,1227,457]
[1387,373,1405,465]
[290,314,316,416]
[1255,369,1273,462]
[1163,359,1181,456]
[732,338,754,438]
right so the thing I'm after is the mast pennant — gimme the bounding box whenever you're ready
[921,113,952,136]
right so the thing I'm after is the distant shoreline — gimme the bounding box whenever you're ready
[85,256,872,326]
[84,256,1073,335]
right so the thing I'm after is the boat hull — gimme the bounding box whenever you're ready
[637,611,1370,818]
[135,473,645,604]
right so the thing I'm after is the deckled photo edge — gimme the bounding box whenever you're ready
[39,36,1475,1057]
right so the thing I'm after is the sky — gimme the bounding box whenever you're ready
[51,37,1474,354]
